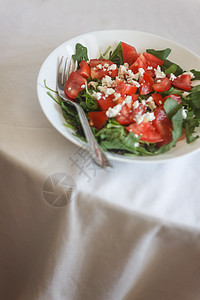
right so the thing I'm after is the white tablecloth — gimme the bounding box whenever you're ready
[1,0,200,299]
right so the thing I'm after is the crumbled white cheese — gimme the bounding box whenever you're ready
[169,73,176,81]
[146,96,156,110]
[113,92,121,101]
[106,104,123,118]
[89,81,98,89]
[124,95,132,104]
[81,84,85,89]
[182,108,187,119]
[135,113,144,124]
[104,63,109,68]
[133,100,139,109]
[144,112,155,122]
[101,75,114,87]
[154,65,166,78]
[92,91,102,100]
[107,64,117,71]
[97,64,103,69]
[134,142,139,148]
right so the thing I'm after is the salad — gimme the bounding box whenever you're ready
[47,41,200,156]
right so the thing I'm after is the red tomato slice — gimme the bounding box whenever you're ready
[130,53,148,73]
[89,59,118,79]
[143,52,164,68]
[88,111,108,130]
[97,94,115,111]
[64,72,86,99]
[153,77,171,92]
[172,74,191,91]
[116,97,145,125]
[151,93,164,106]
[152,106,173,145]
[77,60,91,78]
[139,72,154,95]
[89,59,114,67]
[163,94,182,104]
[126,121,164,143]
[115,78,137,96]
[121,42,139,66]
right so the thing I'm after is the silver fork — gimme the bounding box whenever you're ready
[57,56,112,168]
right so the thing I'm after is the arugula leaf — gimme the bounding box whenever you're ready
[109,42,123,66]
[190,69,200,80]
[146,48,171,60]
[163,97,182,119]
[146,48,183,76]
[72,43,88,64]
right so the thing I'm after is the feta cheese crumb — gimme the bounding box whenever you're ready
[81,84,85,89]
[106,104,123,118]
[134,142,139,148]
[154,65,166,79]
[135,113,144,124]
[133,100,139,109]
[144,112,155,122]
[169,73,176,81]
[182,108,187,119]
[101,75,114,87]
[92,92,102,100]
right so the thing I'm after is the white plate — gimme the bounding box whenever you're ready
[37,30,200,163]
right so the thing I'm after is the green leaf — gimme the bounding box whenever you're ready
[190,69,200,80]
[109,42,123,66]
[164,98,182,119]
[146,48,171,60]
[163,59,183,76]
[185,91,200,109]
[72,43,88,64]
[164,63,178,75]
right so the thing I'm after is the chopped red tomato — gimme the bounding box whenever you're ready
[153,77,171,92]
[97,94,115,111]
[151,93,164,106]
[143,52,164,69]
[172,74,191,91]
[126,121,164,143]
[130,53,148,73]
[89,59,118,79]
[153,106,173,145]
[139,72,154,95]
[116,96,146,125]
[115,78,137,96]
[163,94,182,104]
[122,42,139,66]
[88,111,108,130]
[77,60,91,78]
[64,72,86,99]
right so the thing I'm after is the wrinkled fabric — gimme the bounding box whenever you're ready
[1,0,200,299]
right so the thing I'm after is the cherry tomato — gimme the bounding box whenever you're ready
[64,72,86,99]
[139,72,154,95]
[153,77,171,92]
[126,121,164,143]
[77,60,91,78]
[88,111,108,130]
[121,42,139,66]
[172,74,191,91]
[152,106,173,145]
[89,59,118,79]
[97,94,115,111]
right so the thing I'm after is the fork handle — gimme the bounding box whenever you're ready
[74,103,112,168]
